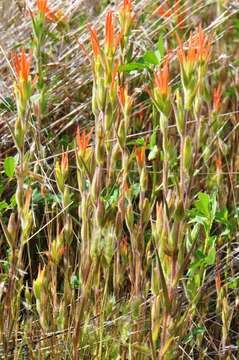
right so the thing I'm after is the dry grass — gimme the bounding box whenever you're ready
[0,0,239,359]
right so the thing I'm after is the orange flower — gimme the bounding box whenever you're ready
[213,84,222,112]
[118,85,126,106]
[135,146,145,167]
[76,127,93,154]
[61,151,69,175]
[54,9,67,23]
[120,0,132,13]
[176,32,197,67]
[25,188,33,212]
[114,31,123,50]
[105,10,114,52]
[119,0,134,37]
[195,25,212,63]
[215,157,222,171]
[12,49,32,82]
[152,54,171,116]
[105,10,122,55]
[154,56,170,97]
[89,13,120,59]
[58,246,65,256]
[36,0,55,20]
[117,84,133,115]
[36,0,48,12]
[176,26,212,67]
[88,25,101,57]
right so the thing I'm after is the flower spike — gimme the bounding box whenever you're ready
[88,25,101,57]
[213,84,222,112]
[119,0,134,37]
[135,145,145,168]
[105,11,114,53]
[12,49,32,82]
[76,127,94,155]
[36,0,55,21]
[152,54,171,116]
[154,56,170,97]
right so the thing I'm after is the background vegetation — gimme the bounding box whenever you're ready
[0,0,239,358]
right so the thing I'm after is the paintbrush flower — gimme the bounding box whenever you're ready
[76,127,94,155]
[12,48,35,116]
[135,145,145,168]
[105,10,114,54]
[176,26,212,75]
[36,0,56,21]
[88,25,101,57]
[154,57,170,97]
[213,84,222,112]
[119,0,134,37]
[153,54,171,116]
[12,49,32,82]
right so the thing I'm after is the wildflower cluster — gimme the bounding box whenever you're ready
[1,1,235,359]
[176,26,212,109]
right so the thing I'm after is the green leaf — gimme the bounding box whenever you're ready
[216,208,228,223]
[119,62,149,73]
[189,215,208,227]
[9,194,17,209]
[127,137,145,146]
[192,326,206,336]
[157,34,165,59]
[206,246,216,265]
[71,274,80,289]
[194,193,210,219]
[228,278,238,289]
[0,201,8,213]
[4,157,17,178]
[135,137,145,146]
[195,250,206,260]
[143,51,159,65]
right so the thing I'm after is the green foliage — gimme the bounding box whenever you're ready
[4,156,17,178]
[0,0,238,358]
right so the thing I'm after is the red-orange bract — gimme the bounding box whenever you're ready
[135,146,145,167]
[213,84,222,112]
[36,0,56,21]
[154,56,170,97]
[12,49,32,82]
[118,86,126,106]
[176,25,212,67]
[76,127,94,154]
[88,25,101,57]
[105,11,114,52]
[61,151,69,174]
[120,0,132,14]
